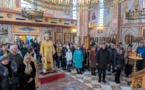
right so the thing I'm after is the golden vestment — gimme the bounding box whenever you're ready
[40,40,55,72]
[24,53,39,88]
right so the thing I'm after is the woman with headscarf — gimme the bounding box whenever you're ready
[114,49,125,83]
[20,56,36,90]
[0,55,19,90]
[89,46,97,76]
[125,46,133,77]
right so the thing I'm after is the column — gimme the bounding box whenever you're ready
[76,11,89,45]
[52,27,55,44]
[110,4,121,44]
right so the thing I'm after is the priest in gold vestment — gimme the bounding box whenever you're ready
[40,33,55,73]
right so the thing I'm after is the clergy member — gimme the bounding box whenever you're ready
[40,33,55,73]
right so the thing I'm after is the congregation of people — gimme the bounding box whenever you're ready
[0,39,145,90]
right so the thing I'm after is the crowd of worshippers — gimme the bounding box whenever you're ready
[0,40,145,90]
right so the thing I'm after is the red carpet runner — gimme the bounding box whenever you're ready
[38,70,65,84]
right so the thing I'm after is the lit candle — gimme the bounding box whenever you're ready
[82,0,84,5]
[60,0,62,4]
[95,0,97,3]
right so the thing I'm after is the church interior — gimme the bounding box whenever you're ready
[0,0,145,90]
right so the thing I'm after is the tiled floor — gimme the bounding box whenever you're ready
[38,68,132,90]
[62,69,132,90]
[38,74,93,90]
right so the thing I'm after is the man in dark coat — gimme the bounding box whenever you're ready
[97,43,109,83]
[117,42,125,56]
[0,44,9,56]
[61,44,67,70]
[20,44,28,58]
[108,43,117,74]
[7,45,23,72]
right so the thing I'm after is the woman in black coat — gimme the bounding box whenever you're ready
[0,56,19,90]
[114,49,125,83]
[20,56,36,90]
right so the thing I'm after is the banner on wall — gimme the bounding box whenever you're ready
[143,0,145,7]
[142,0,145,22]
[90,10,98,23]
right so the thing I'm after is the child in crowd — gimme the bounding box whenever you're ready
[66,48,72,72]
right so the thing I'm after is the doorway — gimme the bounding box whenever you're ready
[14,35,39,44]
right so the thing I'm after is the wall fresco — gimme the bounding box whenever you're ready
[0,24,12,43]
[90,10,99,23]
[121,0,143,24]
[121,27,139,49]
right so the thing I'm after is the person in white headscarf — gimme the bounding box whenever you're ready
[7,45,23,71]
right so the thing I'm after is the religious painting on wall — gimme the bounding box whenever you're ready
[13,26,40,34]
[137,37,143,42]
[99,37,105,43]
[133,37,138,43]
[121,0,141,24]
[90,37,94,41]
[15,0,20,8]
[125,35,133,44]
[0,28,8,35]
[55,27,62,32]
[0,0,13,9]
[104,7,112,27]
[111,34,117,44]
[55,33,63,43]
[64,33,71,43]
[90,10,98,23]
[75,36,80,46]
[143,29,145,39]
[106,38,111,43]
[44,9,55,17]
[84,36,90,49]
[95,37,98,42]
[72,33,76,43]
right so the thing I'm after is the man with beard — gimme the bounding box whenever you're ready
[40,33,55,73]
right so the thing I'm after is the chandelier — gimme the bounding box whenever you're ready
[21,7,44,19]
[125,0,144,20]
[126,9,145,20]
[24,0,124,11]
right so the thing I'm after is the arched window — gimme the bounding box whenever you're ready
[73,0,77,19]
[21,0,33,9]
[99,0,104,26]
